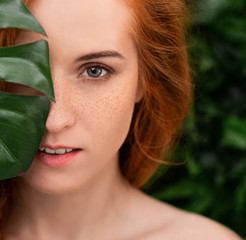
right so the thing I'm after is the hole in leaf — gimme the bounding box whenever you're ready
[0,82,44,96]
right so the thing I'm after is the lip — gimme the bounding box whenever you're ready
[35,145,82,167]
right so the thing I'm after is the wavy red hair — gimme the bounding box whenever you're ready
[0,0,191,238]
[120,0,191,187]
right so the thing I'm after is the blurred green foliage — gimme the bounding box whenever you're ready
[145,0,246,238]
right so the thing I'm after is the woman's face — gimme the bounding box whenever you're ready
[15,0,141,194]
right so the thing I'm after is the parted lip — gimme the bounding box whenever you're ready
[39,145,82,150]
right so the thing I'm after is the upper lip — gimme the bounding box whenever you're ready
[39,145,81,150]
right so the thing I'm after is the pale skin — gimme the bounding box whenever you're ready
[5,0,242,239]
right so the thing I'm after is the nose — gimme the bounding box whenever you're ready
[45,75,75,133]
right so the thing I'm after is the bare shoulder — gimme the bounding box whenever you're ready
[158,205,243,240]
[128,189,242,240]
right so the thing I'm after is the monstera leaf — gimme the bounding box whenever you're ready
[0,0,54,179]
[0,0,46,35]
[0,40,54,100]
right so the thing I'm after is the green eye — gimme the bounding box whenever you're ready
[80,64,113,81]
[86,67,106,78]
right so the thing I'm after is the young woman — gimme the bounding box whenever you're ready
[0,0,242,239]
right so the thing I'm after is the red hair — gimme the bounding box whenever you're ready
[0,0,191,238]
[120,0,191,187]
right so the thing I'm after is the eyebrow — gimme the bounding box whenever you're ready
[75,50,125,62]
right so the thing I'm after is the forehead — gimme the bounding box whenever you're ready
[18,0,133,53]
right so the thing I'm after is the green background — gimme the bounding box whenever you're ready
[146,0,246,238]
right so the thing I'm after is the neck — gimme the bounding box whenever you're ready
[8,161,134,240]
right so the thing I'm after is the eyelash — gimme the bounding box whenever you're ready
[78,63,115,82]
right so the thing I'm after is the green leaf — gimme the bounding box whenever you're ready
[0,0,54,179]
[186,156,202,176]
[194,0,229,24]
[0,92,50,179]
[151,180,198,200]
[222,117,246,150]
[0,40,54,101]
[0,0,46,36]
[235,175,246,213]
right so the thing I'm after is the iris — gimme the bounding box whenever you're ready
[87,67,103,77]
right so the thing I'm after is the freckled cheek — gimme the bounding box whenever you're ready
[75,87,136,147]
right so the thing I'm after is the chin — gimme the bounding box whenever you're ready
[20,165,85,195]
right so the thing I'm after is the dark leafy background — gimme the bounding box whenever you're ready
[145,0,246,238]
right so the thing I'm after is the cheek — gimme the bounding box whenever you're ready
[75,78,138,151]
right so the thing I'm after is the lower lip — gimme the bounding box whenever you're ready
[35,150,82,167]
